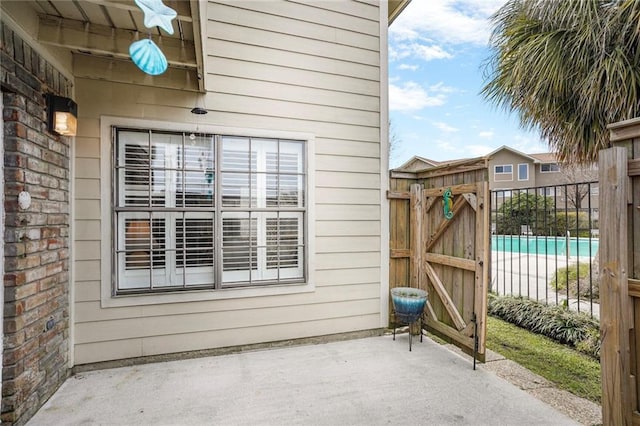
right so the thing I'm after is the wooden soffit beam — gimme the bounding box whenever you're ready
[37,15,197,70]
[83,0,193,23]
[74,54,200,91]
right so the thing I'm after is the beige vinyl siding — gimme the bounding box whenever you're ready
[72,0,384,364]
[75,314,381,363]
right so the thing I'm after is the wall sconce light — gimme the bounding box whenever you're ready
[46,94,78,136]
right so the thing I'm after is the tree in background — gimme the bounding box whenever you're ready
[482,0,640,163]
[559,164,598,210]
[496,192,554,235]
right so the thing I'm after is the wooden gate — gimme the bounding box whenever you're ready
[389,158,490,360]
[600,119,640,425]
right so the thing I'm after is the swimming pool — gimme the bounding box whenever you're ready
[491,235,599,256]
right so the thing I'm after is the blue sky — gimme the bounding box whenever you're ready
[388,0,549,168]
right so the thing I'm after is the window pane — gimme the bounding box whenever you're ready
[266,214,303,280]
[266,174,279,207]
[280,141,304,173]
[518,164,528,180]
[280,174,304,207]
[117,131,151,207]
[178,135,215,207]
[149,133,180,207]
[125,218,151,270]
[267,216,298,268]
[176,217,214,267]
[222,173,251,207]
[176,214,215,287]
[118,216,167,290]
[222,137,250,171]
[222,215,257,283]
[258,139,278,173]
[124,218,167,270]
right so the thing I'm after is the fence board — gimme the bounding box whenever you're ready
[475,181,490,352]
[599,146,631,425]
[633,139,640,279]
[410,184,423,289]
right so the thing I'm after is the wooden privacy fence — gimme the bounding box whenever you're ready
[388,158,490,360]
[600,118,640,425]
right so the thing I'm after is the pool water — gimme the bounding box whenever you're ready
[491,235,599,256]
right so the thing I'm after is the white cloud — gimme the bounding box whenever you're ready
[478,130,494,139]
[412,44,453,61]
[390,0,506,48]
[398,64,419,71]
[390,42,452,62]
[389,81,449,112]
[431,140,493,158]
[433,121,459,133]
[429,82,457,94]
[465,144,495,157]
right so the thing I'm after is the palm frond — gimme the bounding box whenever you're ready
[482,0,640,163]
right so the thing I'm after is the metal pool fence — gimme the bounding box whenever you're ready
[490,181,600,318]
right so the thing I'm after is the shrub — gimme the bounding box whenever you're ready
[553,211,591,237]
[550,262,599,301]
[495,193,554,235]
[488,295,600,359]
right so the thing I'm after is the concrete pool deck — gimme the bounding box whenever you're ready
[492,251,600,318]
[28,334,600,425]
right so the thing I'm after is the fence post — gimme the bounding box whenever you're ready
[599,147,631,425]
[409,184,424,336]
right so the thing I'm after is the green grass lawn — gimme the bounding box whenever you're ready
[486,315,601,403]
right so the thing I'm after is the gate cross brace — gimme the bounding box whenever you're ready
[424,261,467,330]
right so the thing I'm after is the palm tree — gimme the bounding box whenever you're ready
[482,0,640,163]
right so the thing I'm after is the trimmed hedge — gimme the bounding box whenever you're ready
[488,295,600,360]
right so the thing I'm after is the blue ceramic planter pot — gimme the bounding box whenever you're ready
[391,287,427,324]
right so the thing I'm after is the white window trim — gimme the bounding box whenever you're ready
[493,164,513,182]
[517,163,529,181]
[100,116,316,308]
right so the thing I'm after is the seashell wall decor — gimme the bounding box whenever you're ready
[130,0,177,75]
[129,39,168,75]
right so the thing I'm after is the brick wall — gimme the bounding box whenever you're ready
[1,20,71,425]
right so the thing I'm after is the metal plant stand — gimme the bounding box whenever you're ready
[392,311,424,351]
[390,287,428,351]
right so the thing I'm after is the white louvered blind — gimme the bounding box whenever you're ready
[113,129,306,294]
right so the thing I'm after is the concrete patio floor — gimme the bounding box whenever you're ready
[29,334,585,425]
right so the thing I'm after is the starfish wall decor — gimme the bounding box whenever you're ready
[130,0,177,75]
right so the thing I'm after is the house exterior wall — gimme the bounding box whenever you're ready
[533,164,560,187]
[488,150,536,189]
[0,19,72,425]
[72,1,386,364]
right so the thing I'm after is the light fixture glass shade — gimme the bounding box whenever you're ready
[54,111,77,136]
[47,94,78,136]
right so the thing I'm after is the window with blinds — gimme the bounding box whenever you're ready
[113,129,306,294]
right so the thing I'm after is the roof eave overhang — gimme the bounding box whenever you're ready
[388,0,411,25]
